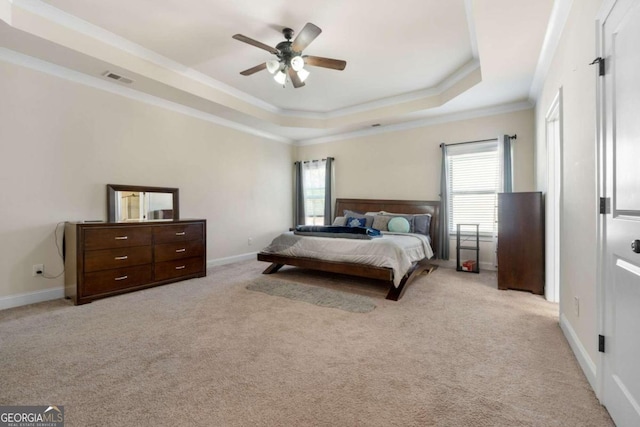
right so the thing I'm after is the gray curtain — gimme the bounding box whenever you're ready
[294,161,305,227]
[438,144,450,260]
[323,157,334,225]
[502,135,513,193]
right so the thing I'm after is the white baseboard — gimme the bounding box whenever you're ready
[0,253,258,311]
[206,252,257,269]
[0,287,65,311]
[432,259,497,271]
[559,313,597,391]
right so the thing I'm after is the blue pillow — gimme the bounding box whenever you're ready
[388,217,411,233]
[346,217,366,227]
[343,210,374,227]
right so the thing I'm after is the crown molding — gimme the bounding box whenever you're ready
[318,60,481,119]
[1,45,532,148]
[3,0,533,145]
[295,100,533,146]
[6,0,483,123]
[0,47,293,144]
[8,0,280,113]
[528,0,574,102]
[463,0,480,58]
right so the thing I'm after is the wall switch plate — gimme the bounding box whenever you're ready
[574,296,580,317]
[33,264,44,277]
[248,237,253,246]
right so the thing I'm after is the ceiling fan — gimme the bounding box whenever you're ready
[232,23,347,88]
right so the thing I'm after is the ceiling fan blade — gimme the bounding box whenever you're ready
[240,63,267,76]
[287,67,305,88]
[291,23,322,52]
[232,34,279,55]
[303,55,347,71]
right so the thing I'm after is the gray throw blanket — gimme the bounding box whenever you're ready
[294,225,382,239]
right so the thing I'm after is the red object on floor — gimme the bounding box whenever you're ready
[462,260,476,271]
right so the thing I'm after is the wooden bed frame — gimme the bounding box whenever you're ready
[257,198,441,301]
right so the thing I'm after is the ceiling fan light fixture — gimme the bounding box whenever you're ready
[266,59,280,74]
[297,68,310,82]
[290,55,304,72]
[274,70,287,85]
[233,23,346,89]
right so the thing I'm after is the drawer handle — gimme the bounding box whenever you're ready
[114,256,128,260]
[114,275,128,281]
[114,236,128,240]
[175,248,186,253]
[175,232,186,236]
[175,265,186,270]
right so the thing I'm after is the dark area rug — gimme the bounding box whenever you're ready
[246,277,376,313]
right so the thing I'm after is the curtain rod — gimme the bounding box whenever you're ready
[439,134,517,148]
[295,157,335,164]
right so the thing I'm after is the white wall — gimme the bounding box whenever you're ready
[534,0,602,384]
[0,60,293,303]
[296,108,536,267]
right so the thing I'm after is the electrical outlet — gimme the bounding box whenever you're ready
[248,237,253,246]
[574,296,580,317]
[33,264,44,277]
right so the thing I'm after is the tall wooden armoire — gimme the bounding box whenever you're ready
[497,191,545,295]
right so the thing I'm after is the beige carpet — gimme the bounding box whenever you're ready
[0,261,613,426]
[246,277,377,313]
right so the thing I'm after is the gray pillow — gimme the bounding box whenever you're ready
[343,210,374,228]
[372,215,392,231]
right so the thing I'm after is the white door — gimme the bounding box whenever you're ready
[602,0,640,425]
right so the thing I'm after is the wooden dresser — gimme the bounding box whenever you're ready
[65,219,206,305]
[497,192,544,295]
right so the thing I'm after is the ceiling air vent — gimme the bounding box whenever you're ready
[102,71,133,84]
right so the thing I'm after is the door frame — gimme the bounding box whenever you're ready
[545,89,563,304]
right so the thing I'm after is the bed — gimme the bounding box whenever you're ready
[257,198,440,300]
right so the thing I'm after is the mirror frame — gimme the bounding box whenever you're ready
[107,184,179,222]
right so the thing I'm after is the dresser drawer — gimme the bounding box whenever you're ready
[84,246,152,272]
[154,223,203,244]
[84,227,152,250]
[155,241,204,262]
[83,265,153,296]
[154,257,204,281]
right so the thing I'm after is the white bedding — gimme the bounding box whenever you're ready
[260,231,434,287]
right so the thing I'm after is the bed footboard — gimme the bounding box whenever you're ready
[257,252,436,301]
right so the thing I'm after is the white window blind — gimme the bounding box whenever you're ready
[302,160,326,225]
[447,140,499,236]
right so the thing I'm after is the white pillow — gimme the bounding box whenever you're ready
[332,216,347,226]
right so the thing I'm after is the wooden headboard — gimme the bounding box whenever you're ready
[334,198,441,258]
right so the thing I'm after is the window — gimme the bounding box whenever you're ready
[302,160,327,225]
[447,140,499,236]
[294,158,334,227]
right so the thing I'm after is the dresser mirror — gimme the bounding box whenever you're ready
[107,184,179,222]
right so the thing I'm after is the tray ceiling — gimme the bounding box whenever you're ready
[0,0,555,143]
